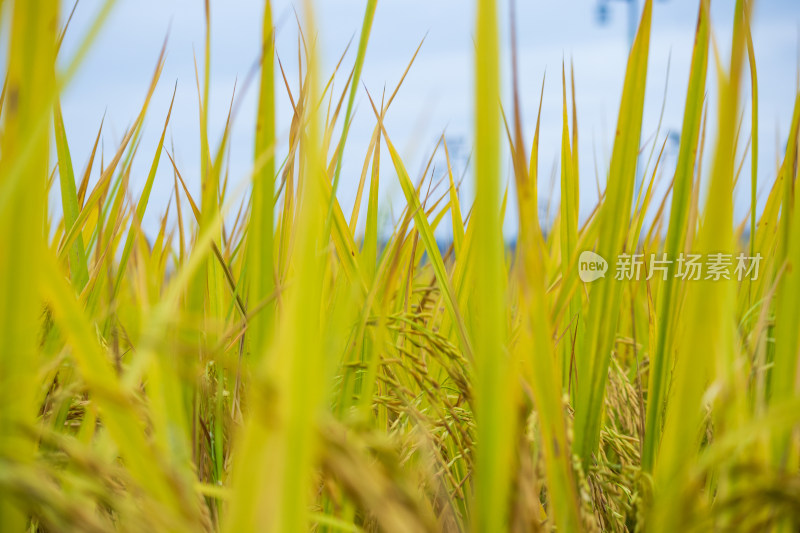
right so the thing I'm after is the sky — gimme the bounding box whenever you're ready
[46,0,800,239]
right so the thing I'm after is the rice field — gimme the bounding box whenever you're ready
[1,0,799,531]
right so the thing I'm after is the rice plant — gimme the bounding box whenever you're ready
[1,0,799,531]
